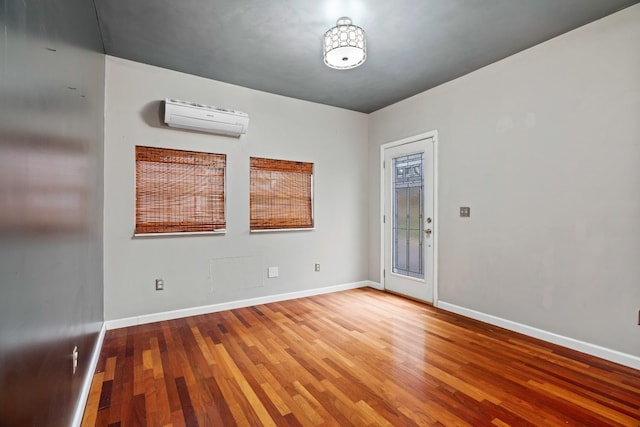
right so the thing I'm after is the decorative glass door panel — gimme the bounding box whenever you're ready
[392,153,424,279]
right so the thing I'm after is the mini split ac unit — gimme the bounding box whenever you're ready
[163,98,249,137]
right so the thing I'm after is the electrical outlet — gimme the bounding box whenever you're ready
[155,279,164,291]
[460,207,471,217]
[315,263,320,272]
[72,346,78,375]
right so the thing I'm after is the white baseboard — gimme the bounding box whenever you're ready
[437,301,640,370]
[71,322,106,427]
[106,281,376,330]
[366,281,384,291]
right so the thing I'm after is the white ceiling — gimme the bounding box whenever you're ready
[94,0,639,113]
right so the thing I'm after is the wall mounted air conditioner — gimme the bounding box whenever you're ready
[163,98,249,137]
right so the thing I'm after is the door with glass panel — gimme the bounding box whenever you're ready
[383,137,434,302]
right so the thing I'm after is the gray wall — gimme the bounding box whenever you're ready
[103,57,369,321]
[0,0,105,425]
[369,5,640,357]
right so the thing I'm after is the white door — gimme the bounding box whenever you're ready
[383,136,435,302]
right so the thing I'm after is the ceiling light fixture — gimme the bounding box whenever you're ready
[323,17,366,70]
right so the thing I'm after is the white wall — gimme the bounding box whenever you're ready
[369,5,640,356]
[104,57,369,321]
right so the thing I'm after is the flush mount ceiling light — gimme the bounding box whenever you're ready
[323,17,366,70]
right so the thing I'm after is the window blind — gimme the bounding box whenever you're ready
[250,157,313,230]
[135,146,226,234]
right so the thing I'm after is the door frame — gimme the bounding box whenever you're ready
[380,130,439,304]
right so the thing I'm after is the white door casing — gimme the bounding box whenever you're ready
[381,132,437,303]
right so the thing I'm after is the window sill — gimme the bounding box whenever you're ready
[250,228,315,233]
[133,230,226,237]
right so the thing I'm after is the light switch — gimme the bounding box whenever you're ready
[268,267,279,278]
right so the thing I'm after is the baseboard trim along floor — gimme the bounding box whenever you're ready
[437,300,640,371]
[105,281,378,330]
[71,322,106,427]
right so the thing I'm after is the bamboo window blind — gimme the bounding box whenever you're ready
[135,146,226,234]
[250,157,314,231]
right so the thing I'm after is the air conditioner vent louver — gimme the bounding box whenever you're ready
[163,98,249,137]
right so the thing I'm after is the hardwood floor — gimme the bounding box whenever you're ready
[82,288,640,426]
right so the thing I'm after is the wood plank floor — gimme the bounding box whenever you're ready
[82,288,640,426]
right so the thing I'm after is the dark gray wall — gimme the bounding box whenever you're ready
[0,0,105,425]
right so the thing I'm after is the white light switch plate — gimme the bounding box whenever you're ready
[268,266,279,278]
